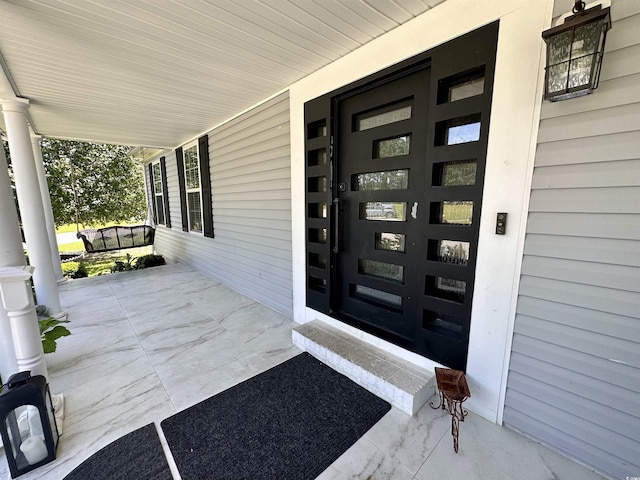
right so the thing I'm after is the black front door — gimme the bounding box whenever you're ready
[335,67,430,343]
[304,22,499,370]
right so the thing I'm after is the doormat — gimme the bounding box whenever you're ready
[160,353,391,480]
[63,423,172,480]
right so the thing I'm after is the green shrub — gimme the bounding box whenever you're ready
[62,261,88,279]
[111,253,134,273]
[135,254,166,269]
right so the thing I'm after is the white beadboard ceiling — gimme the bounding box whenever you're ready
[0,0,447,149]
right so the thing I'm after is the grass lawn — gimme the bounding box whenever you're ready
[61,246,153,277]
[58,241,84,253]
[55,221,137,234]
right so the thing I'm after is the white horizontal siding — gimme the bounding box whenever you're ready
[151,92,293,317]
[504,2,640,479]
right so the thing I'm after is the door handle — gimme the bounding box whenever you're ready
[333,198,340,254]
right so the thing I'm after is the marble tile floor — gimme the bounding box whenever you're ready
[0,263,607,480]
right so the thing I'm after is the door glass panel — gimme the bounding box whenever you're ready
[360,202,406,221]
[433,161,477,187]
[308,176,327,192]
[431,201,473,225]
[308,148,327,167]
[376,233,406,252]
[374,135,411,158]
[352,284,402,309]
[427,239,470,265]
[309,276,326,293]
[449,76,484,102]
[308,203,327,219]
[308,120,327,139]
[436,114,481,146]
[355,170,408,191]
[308,228,327,244]
[356,104,412,131]
[425,275,466,303]
[358,259,404,283]
[309,252,327,269]
[423,310,463,339]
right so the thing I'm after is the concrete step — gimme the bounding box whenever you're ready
[292,320,435,416]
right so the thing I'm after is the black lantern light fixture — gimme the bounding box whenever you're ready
[542,1,611,101]
[0,372,59,478]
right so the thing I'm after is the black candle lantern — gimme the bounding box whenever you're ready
[0,372,59,478]
[542,1,611,101]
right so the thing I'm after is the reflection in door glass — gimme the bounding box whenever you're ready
[431,201,473,225]
[427,239,469,265]
[425,275,466,303]
[356,104,412,131]
[358,259,404,283]
[308,228,327,244]
[355,170,408,191]
[449,76,485,102]
[360,202,406,221]
[374,135,411,158]
[352,284,402,309]
[423,310,463,339]
[376,233,406,252]
[435,114,481,146]
[433,161,477,187]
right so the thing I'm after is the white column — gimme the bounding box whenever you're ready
[31,134,65,284]
[2,99,65,319]
[0,266,48,379]
[0,139,25,382]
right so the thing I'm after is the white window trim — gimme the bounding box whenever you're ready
[183,141,204,234]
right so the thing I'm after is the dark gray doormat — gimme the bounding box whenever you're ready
[63,423,172,480]
[161,353,391,480]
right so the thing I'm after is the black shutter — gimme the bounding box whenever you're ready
[160,156,171,228]
[148,163,157,224]
[175,146,189,232]
[198,134,214,238]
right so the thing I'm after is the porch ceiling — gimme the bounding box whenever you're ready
[0,0,446,149]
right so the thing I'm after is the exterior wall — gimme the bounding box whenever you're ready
[146,92,293,317]
[290,0,553,423]
[503,1,640,479]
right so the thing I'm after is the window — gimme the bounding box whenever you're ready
[183,143,203,233]
[152,161,165,225]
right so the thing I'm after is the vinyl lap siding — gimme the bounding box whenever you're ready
[151,92,293,317]
[503,2,640,479]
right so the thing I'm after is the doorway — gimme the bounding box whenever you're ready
[304,22,499,370]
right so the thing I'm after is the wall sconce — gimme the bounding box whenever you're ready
[542,1,611,101]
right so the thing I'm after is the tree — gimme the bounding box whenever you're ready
[40,139,146,227]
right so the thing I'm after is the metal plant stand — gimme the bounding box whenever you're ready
[430,367,470,453]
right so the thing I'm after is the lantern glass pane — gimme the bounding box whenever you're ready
[548,62,569,93]
[549,30,573,65]
[568,22,600,89]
